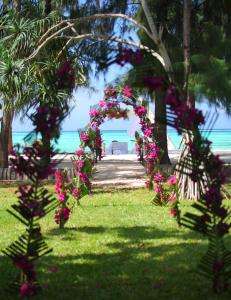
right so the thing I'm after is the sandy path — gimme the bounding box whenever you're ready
[92,154,147,188]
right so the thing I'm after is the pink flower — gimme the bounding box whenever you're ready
[73,159,84,169]
[104,86,117,97]
[75,149,84,156]
[149,151,158,159]
[143,75,163,91]
[134,49,144,63]
[54,210,60,224]
[89,109,99,118]
[170,208,175,217]
[144,181,149,188]
[168,175,177,185]
[122,85,133,98]
[20,281,35,296]
[154,185,162,193]
[149,143,157,149]
[55,186,60,194]
[80,133,89,142]
[160,193,168,200]
[99,101,106,108]
[144,128,152,137]
[76,171,87,183]
[72,188,80,199]
[137,106,146,116]
[153,172,165,183]
[58,193,65,202]
[62,207,71,221]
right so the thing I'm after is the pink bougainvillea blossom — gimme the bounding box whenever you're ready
[58,193,65,202]
[170,208,175,217]
[75,149,84,156]
[122,85,133,98]
[168,175,177,185]
[20,281,36,297]
[89,109,99,118]
[72,188,80,199]
[80,132,89,142]
[154,185,163,193]
[153,172,165,183]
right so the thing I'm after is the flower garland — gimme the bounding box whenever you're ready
[3,105,68,296]
[3,61,74,297]
[80,101,129,159]
[117,47,231,292]
[54,148,94,228]
[81,81,179,220]
[144,75,231,293]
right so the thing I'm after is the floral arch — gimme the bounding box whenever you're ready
[80,84,158,172]
[79,83,179,217]
[3,52,231,296]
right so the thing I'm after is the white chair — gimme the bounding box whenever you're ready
[111,142,128,154]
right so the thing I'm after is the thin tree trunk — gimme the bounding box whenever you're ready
[2,0,8,14]
[8,110,14,152]
[13,0,21,12]
[183,0,191,104]
[155,92,171,165]
[141,0,173,165]
[0,109,11,168]
[177,0,199,200]
[45,0,52,15]
[44,0,52,165]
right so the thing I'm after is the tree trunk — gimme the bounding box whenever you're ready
[0,109,11,168]
[8,110,14,152]
[176,0,201,200]
[183,0,191,103]
[2,0,8,14]
[13,0,21,12]
[45,0,52,15]
[155,92,171,165]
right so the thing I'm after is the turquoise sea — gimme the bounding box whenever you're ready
[12,129,231,153]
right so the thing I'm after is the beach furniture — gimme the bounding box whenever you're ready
[111,141,128,155]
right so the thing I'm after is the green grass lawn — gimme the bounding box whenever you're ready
[0,185,231,300]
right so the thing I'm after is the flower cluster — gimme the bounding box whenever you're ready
[164,83,205,133]
[57,60,75,90]
[54,171,71,228]
[117,48,143,66]
[152,173,180,222]
[33,105,64,140]
[10,141,56,181]
[71,148,94,193]
[81,97,129,161]
[143,140,160,176]
[4,104,65,296]
[54,149,94,228]
[4,59,75,298]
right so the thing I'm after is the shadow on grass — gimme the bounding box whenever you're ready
[48,225,205,241]
[1,226,231,300]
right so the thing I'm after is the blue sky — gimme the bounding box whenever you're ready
[13,63,231,131]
